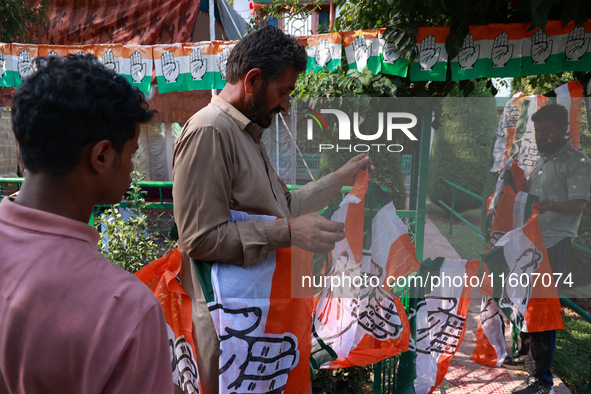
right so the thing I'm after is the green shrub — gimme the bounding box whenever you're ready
[97,173,174,273]
[427,96,498,212]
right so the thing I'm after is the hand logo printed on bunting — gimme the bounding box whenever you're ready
[169,335,199,394]
[101,50,119,73]
[189,48,207,81]
[353,36,372,71]
[418,35,441,71]
[565,26,590,62]
[412,297,466,356]
[130,51,146,83]
[516,131,539,169]
[209,303,298,393]
[161,50,180,83]
[498,247,542,330]
[18,50,33,79]
[382,41,400,64]
[0,50,4,78]
[531,30,553,65]
[315,39,332,67]
[491,32,514,68]
[218,47,231,80]
[458,34,480,70]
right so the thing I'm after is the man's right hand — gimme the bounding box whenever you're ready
[290,213,345,254]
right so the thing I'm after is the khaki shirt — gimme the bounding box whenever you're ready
[172,95,342,266]
[528,141,591,247]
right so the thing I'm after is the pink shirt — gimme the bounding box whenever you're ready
[0,198,173,393]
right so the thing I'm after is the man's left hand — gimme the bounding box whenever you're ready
[335,154,375,186]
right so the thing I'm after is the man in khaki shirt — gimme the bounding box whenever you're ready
[172,26,372,393]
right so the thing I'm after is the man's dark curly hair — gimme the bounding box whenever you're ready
[225,25,307,84]
[531,103,569,129]
[12,54,155,175]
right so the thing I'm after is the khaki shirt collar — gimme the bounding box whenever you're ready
[211,95,264,143]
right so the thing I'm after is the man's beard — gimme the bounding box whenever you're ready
[245,88,279,129]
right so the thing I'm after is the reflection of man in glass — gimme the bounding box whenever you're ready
[511,104,591,394]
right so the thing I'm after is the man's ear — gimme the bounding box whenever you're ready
[89,140,114,174]
[243,68,263,94]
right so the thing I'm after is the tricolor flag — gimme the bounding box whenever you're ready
[378,28,410,77]
[312,170,417,369]
[473,162,532,367]
[522,21,571,76]
[562,21,591,72]
[471,295,507,367]
[195,210,311,394]
[343,29,382,74]
[412,258,480,394]
[183,42,215,91]
[490,81,584,175]
[212,41,237,89]
[483,213,564,333]
[451,24,524,81]
[121,45,154,94]
[0,43,14,87]
[8,43,38,87]
[153,44,187,93]
[135,249,201,394]
[410,27,449,82]
[306,33,342,73]
[94,44,124,76]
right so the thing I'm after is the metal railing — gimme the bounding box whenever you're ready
[439,178,591,392]
[437,179,486,239]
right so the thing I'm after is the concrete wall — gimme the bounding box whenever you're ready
[0,109,17,177]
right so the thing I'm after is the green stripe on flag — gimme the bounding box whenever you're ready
[488,57,522,78]
[380,55,408,77]
[451,58,490,81]
[186,72,215,91]
[1,70,16,87]
[409,62,447,82]
[193,259,216,304]
[521,53,564,76]
[121,75,151,94]
[156,75,187,93]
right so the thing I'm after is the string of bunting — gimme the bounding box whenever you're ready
[1,20,590,94]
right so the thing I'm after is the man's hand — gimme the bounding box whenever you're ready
[534,198,587,215]
[290,214,345,254]
[334,153,374,186]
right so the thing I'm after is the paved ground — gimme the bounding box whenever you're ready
[422,215,571,394]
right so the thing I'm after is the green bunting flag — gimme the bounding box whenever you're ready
[343,29,382,74]
[153,44,187,94]
[410,27,449,82]
[522,21,569,76]
[451,24,523,81]
[306,33,342,73]
[183,42,215,91]
[378,28,409,78]
[0,43,14,88]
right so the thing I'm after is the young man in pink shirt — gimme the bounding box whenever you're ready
[0,55,173,393]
